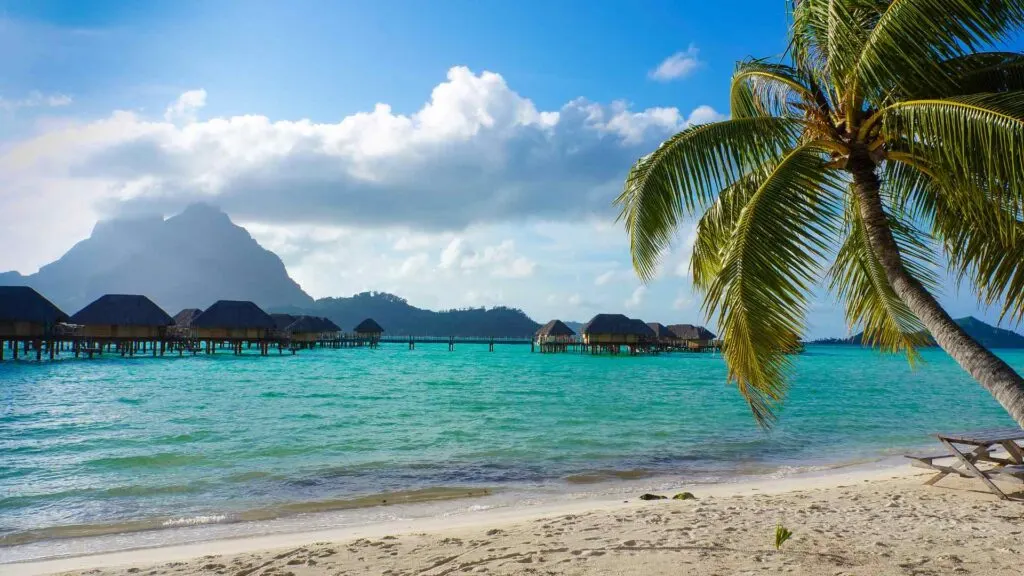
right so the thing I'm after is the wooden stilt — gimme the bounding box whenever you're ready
[35,340,42,361]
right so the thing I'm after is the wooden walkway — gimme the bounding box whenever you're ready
[0,334,722,361]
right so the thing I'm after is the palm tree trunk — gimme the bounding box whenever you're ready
[849,150,1024,427]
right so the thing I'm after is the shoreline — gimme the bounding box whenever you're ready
[1,446,919,557]
[2,460,929,575]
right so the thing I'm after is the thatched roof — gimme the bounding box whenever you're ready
[0,286,68,324]
[647,322,675,339]
[191,300,275,329]
[173,308,203,327]
[668,324,717,340]
[630,318,657,338]
[285,315,324,333]
[536,319,575,337]
[582,313,647,336]
[270,313,297,331]
[283,316,341,334]
[70,294,174,326]
[354,318,384,334]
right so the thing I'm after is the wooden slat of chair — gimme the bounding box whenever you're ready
[938,428,1024,445]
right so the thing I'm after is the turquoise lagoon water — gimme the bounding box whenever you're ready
[0,344,1019,552]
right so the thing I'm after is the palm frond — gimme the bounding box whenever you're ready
[730,59,817,119]
[703,142,845,426]
[829,191,935,361]
[691,169,763,291]
[873,94,1024,209]
[852,0,1024,104]
[933,182,1024,324]
[615,117,804,281]
[791,0,881,91]
[938,52,1024,96]
[887,152,1024,324]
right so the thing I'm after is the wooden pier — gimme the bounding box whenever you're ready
[1,289,723,363]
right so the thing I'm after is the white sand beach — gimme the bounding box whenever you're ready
[6,466,1024,576]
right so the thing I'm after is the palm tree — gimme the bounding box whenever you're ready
[616,0,1024,427]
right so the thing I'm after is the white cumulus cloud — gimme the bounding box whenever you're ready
[0,66,722,260]
[625,285,647,310]
[163,89,207,123]
[649,45,702,82]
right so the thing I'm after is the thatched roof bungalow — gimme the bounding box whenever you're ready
[191,300,275,340]
[668,324,717,348]
[581,313,651,345]
[535,319,576,344]
[69,294,174,339]
[630,319,657,342]
[286,315,338,342]
[354,318,384,337]
[0,286,68,339]
[270,313,297,331]
[647,322,677,343]
[322,318,342,334]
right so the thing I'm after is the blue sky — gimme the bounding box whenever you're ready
[0,0,1016,338]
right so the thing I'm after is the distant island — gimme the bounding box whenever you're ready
[0,204,544,338]
[810,316,1024,349]
[279,292,541,338]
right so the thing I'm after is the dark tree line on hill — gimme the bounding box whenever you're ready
[810,317,1024,349]
[276,291,542,337]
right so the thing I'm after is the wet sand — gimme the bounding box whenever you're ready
[7,466,1024,576]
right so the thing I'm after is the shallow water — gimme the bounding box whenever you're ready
[0,344,1018,550]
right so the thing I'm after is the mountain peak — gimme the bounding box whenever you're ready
[2,205,313,313]
[172,202,231,224]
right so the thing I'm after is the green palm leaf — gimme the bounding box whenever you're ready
[873,94,1024,206]
[937,52,1024,96]
[829,192,934,361]
[704,142,845,426]
[730,59,817,119]
[691,168,765,291]
[615,117,804,281]
[851,0,1024,103]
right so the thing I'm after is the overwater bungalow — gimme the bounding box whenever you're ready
[647,322,678,347]
[322,318,343,339]
[191,300,277,355]
[668,324,718,351]
[534,319,576,353]
[581,313,655,355]
[285,315,329,346]
[69,294,174,356]
[630,318,657,344]
[270,313,297,331]
[353,318,384,347]
[0,286,68,360]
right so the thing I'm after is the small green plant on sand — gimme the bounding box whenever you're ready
[774,524,793,550]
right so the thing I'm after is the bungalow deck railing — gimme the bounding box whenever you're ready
[1,329,722,361]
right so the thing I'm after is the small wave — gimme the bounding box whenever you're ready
[564,469,655,484]
[116,397,144,405]
[85,453,207,469]
[161,514,228,527]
